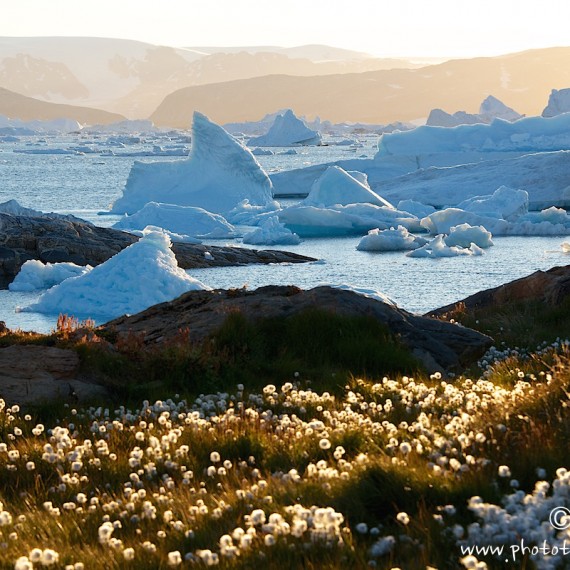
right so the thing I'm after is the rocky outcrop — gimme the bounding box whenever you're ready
[0,213,315,288]
[104,285,492,372]
[0,345,107,405]
[429,264,570,317]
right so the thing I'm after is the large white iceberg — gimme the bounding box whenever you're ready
[356,226,427,252]
[21,228,209,320]
[9,260,91,292]
[248,109,322,147]
[242,216,301,246]
[542,88,570,118]
[110,111,276,215]
[271,113,570,205]
[113,202,236,238]
[376,151,570,210]
[304,166,393,208]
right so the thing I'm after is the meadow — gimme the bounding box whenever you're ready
[0,302,569,569]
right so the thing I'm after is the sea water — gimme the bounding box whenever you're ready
[0,132,568,332]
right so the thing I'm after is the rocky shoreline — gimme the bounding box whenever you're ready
[0,213,316,288]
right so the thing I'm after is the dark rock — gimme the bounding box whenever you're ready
[429,264,570,317]
[0,213,315,288]
[0,345,107,405]
[104,285,492,372]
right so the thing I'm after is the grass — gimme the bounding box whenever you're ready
[442,295,570,350]
[68,309,423,405]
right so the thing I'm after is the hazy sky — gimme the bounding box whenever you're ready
[3,0,570,58]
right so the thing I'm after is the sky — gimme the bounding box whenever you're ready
[2,0,570,59]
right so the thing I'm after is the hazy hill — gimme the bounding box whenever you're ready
[0,37,421,119]
[150,47,570,127]
[0,86,125,124]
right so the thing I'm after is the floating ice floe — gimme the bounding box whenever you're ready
[356,226,428,252]
[113,202,236,238]
[242,215,301,246]
[279,202,421,238]
[248,109,321,147]
[110,111,278,216]
[406,235,484,258]
[421,192,570,237]
[9,260,91,292]
[444,223,494,249]
[0,199,89,224]
[20,228,209,320]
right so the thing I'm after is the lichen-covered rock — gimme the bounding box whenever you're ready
[104,285,492,373]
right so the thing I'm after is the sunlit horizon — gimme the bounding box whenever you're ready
[3,0,570,60]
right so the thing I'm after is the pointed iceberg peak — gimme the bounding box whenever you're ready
[111,111,275,215]
[542,88,570,118]
[248,109,322,147]
[304,166,394,208]
[479,95,522,122]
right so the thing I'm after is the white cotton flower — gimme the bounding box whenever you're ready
[396,512,410,525]
[167,550,182,566]
[498,465,511,478]
[14,557,33,570]
[319,438,331,450]
[250,509,266,525]
[39,549,59,566]
[210,451,221,463]
[123,548,135,561]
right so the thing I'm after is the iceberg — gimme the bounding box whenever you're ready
[542,88,570,118]
[9,260,91,292]
[421,206,570,236]
[279,203,421,238]
[406,235,484,258]
[113,202,236,238]
[444,224,494,249]
[456,186,529,222]
[110,112,276,215]
[272,113,570,205]
[242,216,301,246]
[356,226,428,252]
[397,200,436,219]
[376,151,570,210]
[0,199,90,224]
[21,228,209,320]
[304,166,393,208]
[426,96,522,127]
[248,109,322,147]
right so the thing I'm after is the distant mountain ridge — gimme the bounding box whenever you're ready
[0,37,422,119]
[150,47,570,127]
[0,86,124,125]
